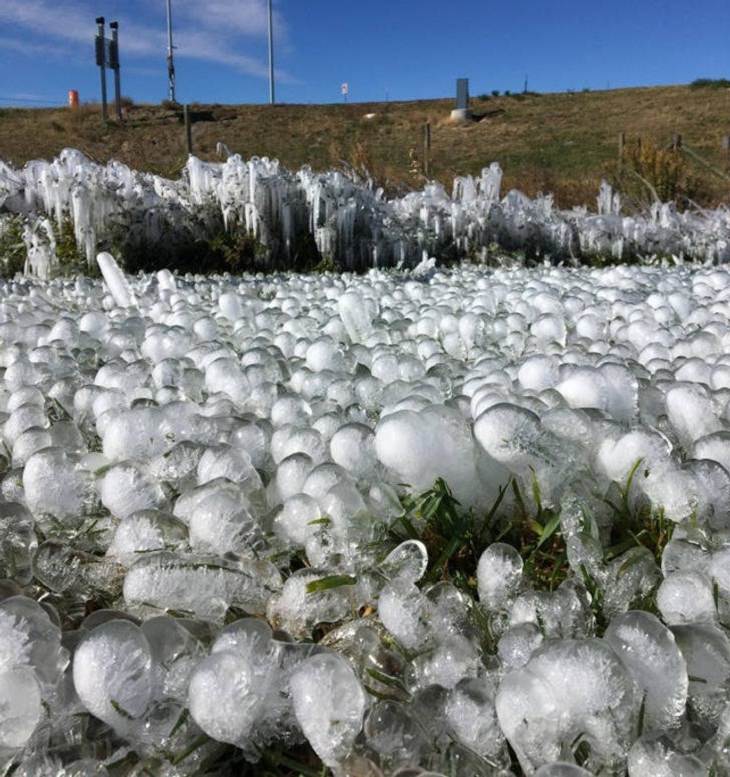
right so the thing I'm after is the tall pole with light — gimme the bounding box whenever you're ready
[268,0,275,105]
[166,0,176,102]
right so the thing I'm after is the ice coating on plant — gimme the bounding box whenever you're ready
[96,252,137,308]
[375,405,498,509]
[379,540,428,583]
[496,639,640,774]
[106,510,187,567]
[123,553,281,622]
[5,151,730,275]
[273,492,320,546]
[603,611,687,732]
[0,668,42,751]
[443,677,506,761]
[72,620,154,735]
[498,623,544,669]
[3,249,730,772]
[23,448,94,521]
[187,486,261,556]
[671,623,730,734]
[0,596,67,688]
[330,422,379,481]
[338,292,375,343]
[188,619,285,756]
[535,765,594,777]
[267,569,362,638]
[627,735,708,777]
[656,570,718,625]
[99,462,168,519]
[406,634,482,691]
[477,543,524,611]
[289,652,366,767]
[378,578,433,650]
[364,700,429,768]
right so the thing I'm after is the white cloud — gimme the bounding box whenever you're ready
[0,0,291,80]
[174,0,283,39]
[0,90,62,105]
[0,0,89,43]
[176,28,271,79]
[0,34,69,59]
[0,0,161,54]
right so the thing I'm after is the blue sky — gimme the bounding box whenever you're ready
[0,0,728,106]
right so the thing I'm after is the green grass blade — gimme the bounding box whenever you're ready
[305,575,357,594]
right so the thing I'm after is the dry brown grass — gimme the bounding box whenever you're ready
[1,85,730,208]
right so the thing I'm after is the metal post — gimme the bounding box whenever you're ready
[166,0,176,103]
[268,0,275,104]
[110,22,122,121]
[184,104,192,154]
[423,121,432,177]
[96,17,108,122]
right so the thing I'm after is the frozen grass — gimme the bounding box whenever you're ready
[1,260,730,775]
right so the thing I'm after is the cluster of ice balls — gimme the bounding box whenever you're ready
[1,254,730,773]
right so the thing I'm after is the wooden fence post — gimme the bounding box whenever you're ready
[184,104,193,155]
[423,121,432,177]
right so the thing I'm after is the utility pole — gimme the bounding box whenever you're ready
[166,0,176,103]
[268,0,275,104]
[95,17,108,122]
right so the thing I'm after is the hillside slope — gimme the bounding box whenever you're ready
[1,85,729,208]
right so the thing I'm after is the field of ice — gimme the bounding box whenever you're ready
[0,253,729,776]
[3,149,730,276]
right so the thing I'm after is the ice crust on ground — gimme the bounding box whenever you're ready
[2,253,730,773]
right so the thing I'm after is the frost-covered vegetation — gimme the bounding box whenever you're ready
[0,254,728,775]
[3,149,730,279]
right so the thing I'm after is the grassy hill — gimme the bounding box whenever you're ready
[1,84,730,208]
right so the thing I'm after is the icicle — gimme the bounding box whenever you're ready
[97,252,137,308]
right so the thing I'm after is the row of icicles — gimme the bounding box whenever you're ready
[1,149,730,277]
